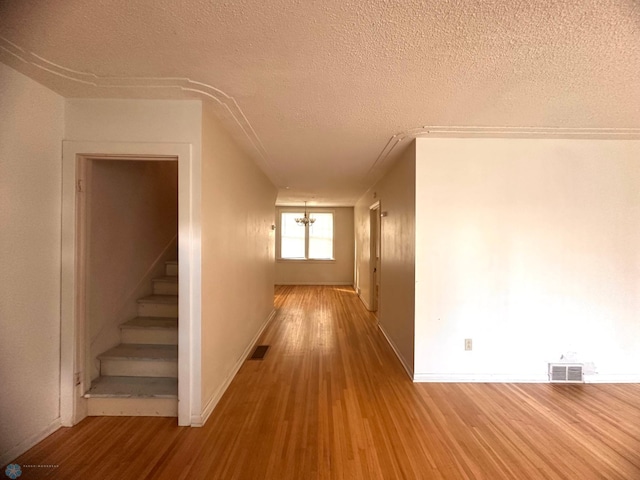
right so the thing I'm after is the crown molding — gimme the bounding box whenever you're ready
[0,36,283,186]
[409,125,640,138]
[3,36,639,196]
[366,124,640,186]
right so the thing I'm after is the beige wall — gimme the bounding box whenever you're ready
[63,97,277,423]
[200,103,277,417]
[87,160,178,380]
[63,98,202,425]
[354,143,416,376]
[3,83,276,439]
[0,64,65,462]
[65,99,203,144]
[415,138,640,382]
[275,207,354,285]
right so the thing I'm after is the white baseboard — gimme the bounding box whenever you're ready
[357,292,371,311]
[413,373,548,383]
[191,308,277,427]
[584,374,640,383]
[413,373,640,383]
[275,282,354,286]
[0,418,61,465]
[377,323,413,379]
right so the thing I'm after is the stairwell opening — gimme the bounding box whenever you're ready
[78,156,179,417]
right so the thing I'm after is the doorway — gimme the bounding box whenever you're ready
[61,141,198,427]
[78,157,178,397]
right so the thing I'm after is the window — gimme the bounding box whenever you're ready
[279,210,334,260]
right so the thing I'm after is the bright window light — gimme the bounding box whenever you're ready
[309,213,333,259]
[281,212,306,259]
[279,211,334,260]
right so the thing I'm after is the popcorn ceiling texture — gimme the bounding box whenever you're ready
[1,0,638,204]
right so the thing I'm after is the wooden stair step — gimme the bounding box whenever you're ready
[86,376,178,417]
[86,376,177,398]
[120,317,178,345]
[165,260,178,277]
[98,344,178,378]
[137,294,178,305]
[153,276,178,283]
[121,317,178,330]
[88,260,180,418]
[152,276,178,295]
[99,344,177,361]
[137,295,178,318]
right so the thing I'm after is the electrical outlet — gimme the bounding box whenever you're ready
[465,339,472,351]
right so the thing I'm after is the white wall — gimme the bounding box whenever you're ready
[64,98,202,425]
[199,103,277,422]
[0,64,65,463]
[354,143,416,376]
[87,160,178,381]
[65,99,203,144]
[275,207,354,285]
[63,97,277,425]
[415,138,640,382]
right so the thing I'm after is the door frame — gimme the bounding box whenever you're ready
[369,201,381,312]
[61,141,200,427]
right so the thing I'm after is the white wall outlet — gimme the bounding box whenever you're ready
[465,338,472,351]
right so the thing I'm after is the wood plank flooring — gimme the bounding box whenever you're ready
[6,285,640,479]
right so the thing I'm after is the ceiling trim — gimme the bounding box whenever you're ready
[367,124,640,184]
[410,126,640,138]
[4,36,639,200]
[0,35,283,186]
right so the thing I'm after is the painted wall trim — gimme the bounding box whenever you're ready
[412,373,640,383]
[413,374,549,383]
[367,126,640,188]
[0,418,61,466]
[357,292,371,311]
[584,375,640,383]
[378,323,413,380]
[60,141,200,428]
[275,282,354,286]
[192,308,276,427]
[0,36,281,188]
[4,38,640,204]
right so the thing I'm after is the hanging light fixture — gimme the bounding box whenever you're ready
[295,201,316,226]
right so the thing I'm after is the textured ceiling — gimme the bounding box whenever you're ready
[1,0,639,205]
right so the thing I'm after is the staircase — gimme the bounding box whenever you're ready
[85,260,179,417]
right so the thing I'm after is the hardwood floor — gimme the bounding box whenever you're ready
[7,285,640,479]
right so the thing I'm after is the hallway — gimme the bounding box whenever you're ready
[9,286,640,479]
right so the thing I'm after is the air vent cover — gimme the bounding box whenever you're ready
[249,345,270,360]
[549,363,584,383]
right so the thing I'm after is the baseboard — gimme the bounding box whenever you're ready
[275,282,354,286]
[357,292,371,311]
[377,323,413,380]
[191,308,277,427]
[412,373,548,383]
[0,418,61,466]
[584,374,640,383]
[412,373,640,383]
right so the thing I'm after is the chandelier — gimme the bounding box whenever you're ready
[295,201,316,226]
